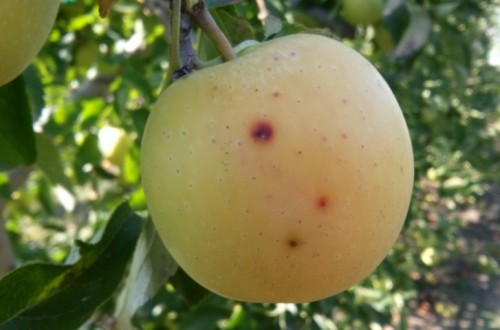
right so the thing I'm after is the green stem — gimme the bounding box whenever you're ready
[166,0,183,86]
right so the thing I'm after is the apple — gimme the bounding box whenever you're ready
[0,0,60,86]
[342,0,384,26]
[141,34,413,303]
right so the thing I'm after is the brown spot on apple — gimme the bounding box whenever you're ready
[316,195,329,210]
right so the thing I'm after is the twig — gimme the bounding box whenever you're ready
[256,0,269,21]
[188,1,236,61]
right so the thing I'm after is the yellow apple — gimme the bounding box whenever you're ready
[141,34,413,303]
[342,0,384,26]
[0,0,60,86]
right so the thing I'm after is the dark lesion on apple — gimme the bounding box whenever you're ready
[250,121,274,143]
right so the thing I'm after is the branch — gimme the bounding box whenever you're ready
[188,1,236,61]
[256,0,269,20]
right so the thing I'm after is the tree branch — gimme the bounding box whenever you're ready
[188,1,236,61]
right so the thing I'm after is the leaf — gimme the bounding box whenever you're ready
[263,15,283,39]
[73,133,102,184]
[98,0,119,18]
[431,2,461,18]
[0,76,36,171]
[0,173,10,200]
[389,4,431,60]
[0,203,143,330]
[440,24,471,75]
[114,219,178,330]
[130,109,150,146]
[206,0,243,8]
[35,133,73,193]
[22,66,46,121]
[0,264,71,323]
[382,0,410,43]
[212,8,255,45]
[169,267,210,306]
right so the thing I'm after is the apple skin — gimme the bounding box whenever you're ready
[342,0,384,26]
[141,34,413,303]
[0,0,60,86]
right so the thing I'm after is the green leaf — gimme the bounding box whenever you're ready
[0,264,72,324]
[0,173,10,200]
[130,109,150,146]
[382,0,410,44]
[440,24,471,75]
[35,133,73,193]
[73,133,101,184]
[22,66,46,120]
[262,15,283,39]
[0,203,143,330]
[206,0,243,8]
[212,8,255,45]
[114,219,178,329]
[431,2,461,18]
[169,267,210,307]
[0,76,36,171]
[389,4,431,60]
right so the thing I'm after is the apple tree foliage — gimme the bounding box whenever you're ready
[0,0,500,329]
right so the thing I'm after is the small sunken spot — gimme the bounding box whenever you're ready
[316,195,329,210]
[251,121,274,143]
[288,239,299,248]
[272,91,281,97]
[342,98,348,104]
[290,51,296,56]
[342,133,348,139]
[273,55,280,61]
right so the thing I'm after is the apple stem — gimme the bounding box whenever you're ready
[166,0,183,85]
[150,0,235,87]
[187,1,236,62]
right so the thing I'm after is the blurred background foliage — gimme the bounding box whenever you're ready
[1,0,500,329]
